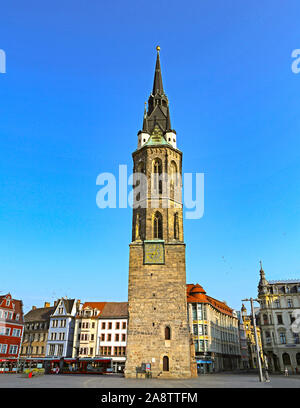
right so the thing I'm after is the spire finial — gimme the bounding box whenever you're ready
[156,45,160,53]
[260,260,264,273]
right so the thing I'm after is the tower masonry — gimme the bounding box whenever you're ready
[124,47,196,378]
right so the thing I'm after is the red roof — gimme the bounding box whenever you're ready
[187,284,235,317]
[0,293,24,322]
[76,302,107,319]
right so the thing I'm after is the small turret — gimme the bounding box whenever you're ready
[258,260,268,295]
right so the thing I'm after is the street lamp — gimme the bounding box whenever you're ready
[241,297,264,382]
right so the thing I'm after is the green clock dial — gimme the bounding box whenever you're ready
[144,241,164,264]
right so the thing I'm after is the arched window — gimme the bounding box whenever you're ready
[282,353,291,366]
[170,161,177,200]
[153,212,163,239]
[135,213,141,241]
[137,161,144,174]
[174,213,179,240]
[135,161,145,203]
[279,332,286,344]
[170,161,177,183]
[165,326,171,340]
[296,353,300,366]
[263,314,268,325]
[153,158,162,194]
[163,356,169,371]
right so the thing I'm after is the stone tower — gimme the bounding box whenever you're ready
[124,47,195,378]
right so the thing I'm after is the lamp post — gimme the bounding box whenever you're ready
[241,297,264,382]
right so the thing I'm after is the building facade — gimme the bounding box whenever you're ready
[0,293,24,370]
[187,284,241,373]
[240,304,263,369]
[125,47,196,378]
[21,302,55,358]
[46,298,81,358]
[97,302,128,373]
[236,310,250,369]
[257,263,300,373]
[73,302,106,358]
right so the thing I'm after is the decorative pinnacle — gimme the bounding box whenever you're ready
[156,45,160,52]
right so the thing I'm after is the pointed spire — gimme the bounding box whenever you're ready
[166,106,171,131]
[241,303,247,317]
[152,46,164,95]
[259,260,265,278]
[258,260,268,293]
[139,46,174,137]
[142,102,148,132]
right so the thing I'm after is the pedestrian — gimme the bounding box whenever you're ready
[284,367,288,376]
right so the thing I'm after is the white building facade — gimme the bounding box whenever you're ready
[46,298,81,358]
[258,265,300,373]
[96,302,128,373]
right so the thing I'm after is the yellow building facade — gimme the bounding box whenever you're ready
[240,304,263,369]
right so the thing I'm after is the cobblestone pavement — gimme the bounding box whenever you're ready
[0,373,300,388]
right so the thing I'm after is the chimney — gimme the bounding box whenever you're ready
[44,302,50,308]
[32,306,36,310]
[54,300,58,306]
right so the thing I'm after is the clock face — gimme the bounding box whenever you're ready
[144,242,164,264]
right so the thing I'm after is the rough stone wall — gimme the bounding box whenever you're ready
[125,243,192,378]
[125,142,193,378]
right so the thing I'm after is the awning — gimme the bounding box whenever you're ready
[197,360,212,364]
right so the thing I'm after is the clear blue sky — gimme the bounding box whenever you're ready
[0,0,300,314]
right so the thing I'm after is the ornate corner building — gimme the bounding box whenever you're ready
[124,47,196,378]
[257,263,300,372]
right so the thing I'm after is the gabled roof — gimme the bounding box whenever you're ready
[99,302,128,319]
[63,299,76,314]
[25,306,55,322]
[82,302,106,311]
[0,294,23,318]
[144,125,170,147]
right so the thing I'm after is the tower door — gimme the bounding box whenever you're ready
[163,356,169,371]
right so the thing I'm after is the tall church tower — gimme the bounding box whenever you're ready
[124,47,195,378]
